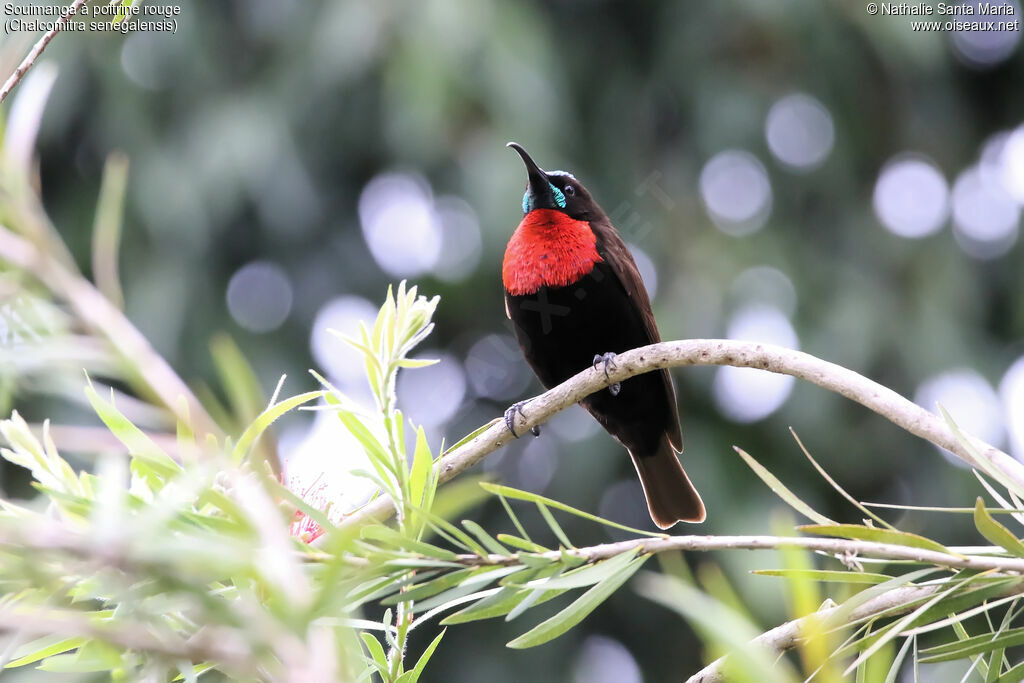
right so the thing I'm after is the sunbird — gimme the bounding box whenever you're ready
[501,142,705,529]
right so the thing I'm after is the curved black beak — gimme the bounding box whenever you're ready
[507,142,558,212]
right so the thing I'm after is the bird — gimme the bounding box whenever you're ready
[501,142,705,529]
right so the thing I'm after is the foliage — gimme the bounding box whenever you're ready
[4,267,1024,680]
[3,17,1024,678]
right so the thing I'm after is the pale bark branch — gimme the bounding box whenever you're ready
[0,0,91,103]
[340,339,1022,530]
[449,534,1024,574]
[686,585,941,683]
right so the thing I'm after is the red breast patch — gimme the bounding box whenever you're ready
[502,209,603,296]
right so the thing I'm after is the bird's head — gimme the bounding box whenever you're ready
[507,142,600,221]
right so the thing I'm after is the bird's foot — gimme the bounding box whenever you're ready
[593,352,621,396]
[504,400,540,438]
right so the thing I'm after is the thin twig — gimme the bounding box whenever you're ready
[0,224,220,438]
[339,339,1023,530]
[448,534,1024,574]
[0,0,91,103]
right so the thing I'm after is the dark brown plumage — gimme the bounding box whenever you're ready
[501,143,705,528]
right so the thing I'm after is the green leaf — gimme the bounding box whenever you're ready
[636,572,796,683]
[359,632,389,676]
[798,524,954,555]
[408,426,434,513]
[985,649,1003,683]
[233,390,324,462]
[264,475,335,539]
[516,549,639,591]
[902,593,1024,639]
[507,554,649,648]
[6,636,85,668]
[441,566,559,625]
[91,152,129,310]
[883,635,915,683]
[1001,660,1024,683]
[410,567,525,614]
[844,579,972,674]
[84,382,179,475]
[496,534,549,553]
[823,567,940,628]
[210,334,265,427]
[461,520,511,556]
[751,569,892,584]
[397,358,439,369]
[789,428,895,529]
[518,553,556,569]
[379,568,477,605]
[395,629,445,683]
[361,525,458,561]
[920,626,1024,662]
[38,640,122,673]
[734,446,835,525]
[536,502,572,548]
[443,420,500,456]
[480,483,664,538]
[940,406,1024,499]
[973,497,1024,557]
[421,511,489,557]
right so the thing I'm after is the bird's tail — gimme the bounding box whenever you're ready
[629,435,706,529]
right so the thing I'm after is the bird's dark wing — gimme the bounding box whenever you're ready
[591,218,683,451]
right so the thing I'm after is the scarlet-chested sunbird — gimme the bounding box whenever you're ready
[501,142,705,529]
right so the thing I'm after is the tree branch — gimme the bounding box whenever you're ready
[687,579,1024,683]
[340,339,1023,530]
[448,534,1024,574]
[687,585,934,683]
[0,0,90,103]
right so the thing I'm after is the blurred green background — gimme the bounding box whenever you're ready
[3,0,1024,680]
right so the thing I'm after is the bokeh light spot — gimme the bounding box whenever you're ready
[310,296,378,392]
[226,261,293,333]
[699,150,773,236]
[433,196,483,282]
[572,635,642,683]
[549,404,602,442]
[517,438,557,494]
[915,369,1005,466]
[396,351,466,427]
[713,306,799,423]
[359,172,442,277]
[765,93,835,171]
[950,0,1022,68]
[873,156,949,238]
[999,357,1024,462]
[998,125,1024,204]
[951,166,1020,259]
[465,334,532,401]
[729,265,797,317]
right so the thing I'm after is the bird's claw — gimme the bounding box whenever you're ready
[504,400,540,438]
[593,352,620,396]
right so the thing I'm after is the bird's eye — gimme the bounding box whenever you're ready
[563,184,576,197]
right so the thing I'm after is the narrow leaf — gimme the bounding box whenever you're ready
[480,482,664,538]
[751,569,892,584]
[973,497,1024,558]
[734,445,835,525]
[507,554,649,648]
